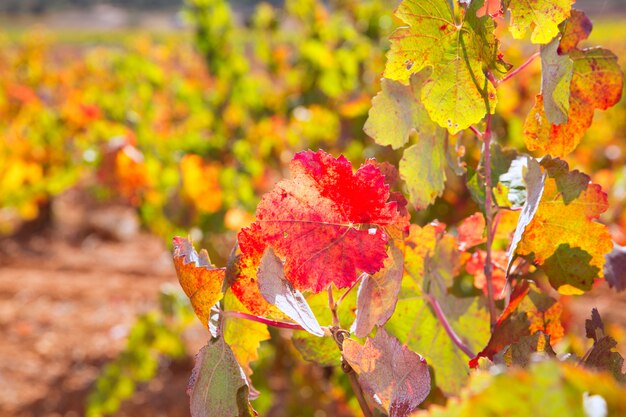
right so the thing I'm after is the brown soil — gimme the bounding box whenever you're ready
[0,196,194,417]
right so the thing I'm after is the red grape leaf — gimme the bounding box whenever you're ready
[188,337,257,417]
[465,249,507,299]
[558,9,593,55]
[477,0,502,17]
[352,245,404,338]
[343,328,431,417]
[173,237,225,327]
[243,150,407,293]
[257,248,324,336]
[233,224,284,319]
[457,212,486,251]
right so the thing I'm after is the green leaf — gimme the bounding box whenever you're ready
[506,0,573,44]
[384,0,501,133]
[188,337,257,417]
[364,73,432,150]
[400,140,447,210]
[385,225,490,394]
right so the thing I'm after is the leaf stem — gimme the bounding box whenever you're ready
[498,51,540,85]
[346,369,374,417]
[469,125,484,139]
[223,310,306,331]
[328,287,340,327]
[482,114,498,329]
[424,294,475,359]
[337,273,366,306]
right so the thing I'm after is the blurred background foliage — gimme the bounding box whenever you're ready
[1,0,626,416]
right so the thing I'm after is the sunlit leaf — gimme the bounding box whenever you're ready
[558,9,593,55]
[242,150,407,293]
[384,0,504,133]
[172,237,224,327]
[506,0,572,44]
[514,158,612,293]
[524,48,623,157]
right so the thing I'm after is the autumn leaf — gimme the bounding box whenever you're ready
[477,0,502,18]
[352,245,404,338]
[188,337,257,417]
[457,213,485,251]
[257,248,324,336]
[172,237,225,327]
[524,26,624,158]
[233,224,285,319]
[506,0,572,44]
[470,282,563,367]
[558,9,593,55]
[384,0,505,133]
[343,328,430,417]
[465,249,507,299]
[513,157,612,294]
[241,150,407,293]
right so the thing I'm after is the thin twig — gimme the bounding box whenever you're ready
[328,287,340,327]
[223,310,305,331]
[337,273,366,306]
[469,125,484,139]
[346,370,374,417]
[498,51,540,85]
[424,294,475,359]
[482,114,498,329]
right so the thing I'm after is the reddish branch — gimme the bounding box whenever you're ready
[223,310,305,331]
[498,51,540,85]
[424,294,475,359]
[482,114,498,328]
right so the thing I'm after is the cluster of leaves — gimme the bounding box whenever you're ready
[0,0,391,252]
[171,1,626,416]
